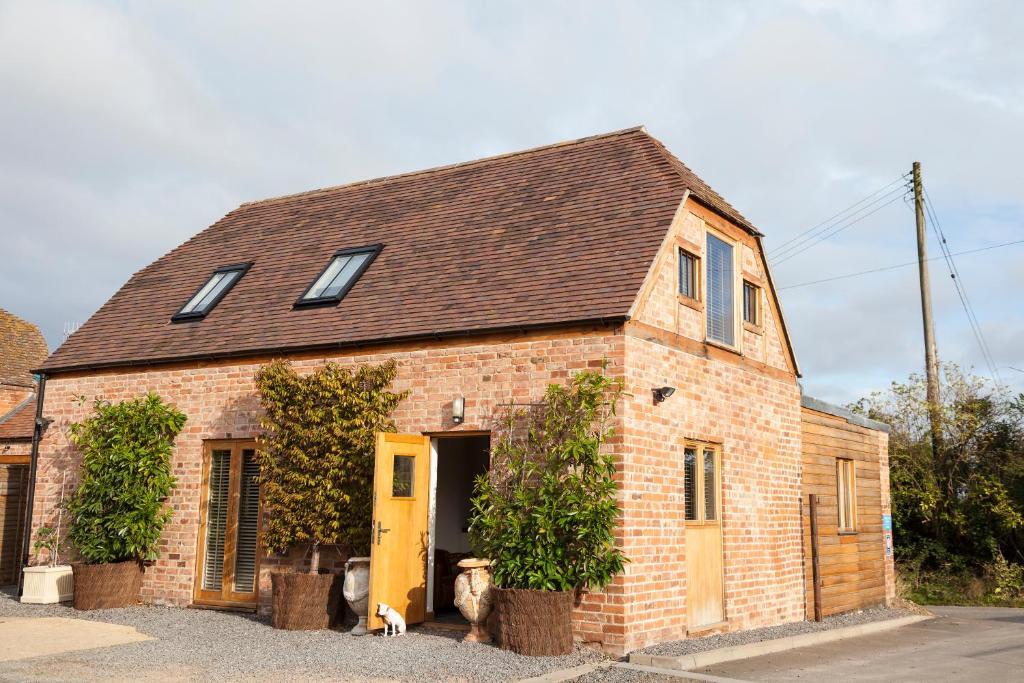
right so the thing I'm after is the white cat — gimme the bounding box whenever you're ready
[376,602,407,636]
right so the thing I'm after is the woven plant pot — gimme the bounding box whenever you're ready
[72,561,144,610]
[492,587,574,656]
[271,572,343,630]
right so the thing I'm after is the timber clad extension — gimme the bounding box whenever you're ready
[28,127,894,655]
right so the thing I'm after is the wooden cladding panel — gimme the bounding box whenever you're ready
[801,407,887,618]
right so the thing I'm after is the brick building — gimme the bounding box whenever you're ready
[0,309,47,585]
[27,128,894,654]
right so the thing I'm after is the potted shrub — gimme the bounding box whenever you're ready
[469,366,627,656]
[67,393,186,610]
[255,359,407,631]
[22,525,74,604]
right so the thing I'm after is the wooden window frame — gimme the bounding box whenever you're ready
[837,458,857,534]
[193,438,263,609]
[677,247,702,310]
[684,441,722,527]
[703,227,742,353]
[742,279,762,333]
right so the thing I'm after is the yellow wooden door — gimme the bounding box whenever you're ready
[367,432,431,631]
[684,444,725,629]
[193,440,262,608]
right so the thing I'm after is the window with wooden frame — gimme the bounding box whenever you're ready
[678,248,700,301]
[705,232,737,347]
[684,442,721,523]
[837,458,857,533]
[742,280,760,326]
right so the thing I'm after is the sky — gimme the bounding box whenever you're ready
[1,0,1022,405]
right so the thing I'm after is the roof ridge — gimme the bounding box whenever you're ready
[0,394,33,426]
[238,126,648,209]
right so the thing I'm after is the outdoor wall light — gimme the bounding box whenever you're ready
[652,386,676,404]
[452,396,466,424]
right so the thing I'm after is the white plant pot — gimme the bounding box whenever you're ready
[21,565,74,604]
[343,557,371,635]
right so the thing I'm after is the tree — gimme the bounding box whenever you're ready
[851,363,1024,578]
[254,359,407,572]
[469,366,628,591]
[67,393,186,564]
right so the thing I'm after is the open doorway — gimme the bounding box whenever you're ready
[428,434,489,625]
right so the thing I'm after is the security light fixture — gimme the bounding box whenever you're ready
[452,396,465,424]
[653,386,676,404]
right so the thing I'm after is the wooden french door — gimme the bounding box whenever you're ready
[367,432,431,631]
[0,461,30,586]
[194,440,261,608]
[684,443,725,629]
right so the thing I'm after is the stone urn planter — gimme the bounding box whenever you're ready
[343,556,371,635]
[270,572,343,630]
[453,558,493,643]
[72,561,144,610]
[21,565,74,604]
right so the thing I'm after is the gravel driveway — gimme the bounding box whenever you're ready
[0,593,605,682]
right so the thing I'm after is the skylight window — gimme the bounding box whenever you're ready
[172,263,250,322]
[296,245,381,307]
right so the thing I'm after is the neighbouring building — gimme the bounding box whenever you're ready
[27,127,894,655]
[0,308,47,585]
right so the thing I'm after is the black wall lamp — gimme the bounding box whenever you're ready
[652,386,676,404]
[452,396,465,424]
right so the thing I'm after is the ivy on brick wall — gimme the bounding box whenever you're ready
[254,359,407,568]
[67,393,186,564]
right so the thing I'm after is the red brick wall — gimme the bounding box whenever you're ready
[0,384,32,417]
[30,325,632,649]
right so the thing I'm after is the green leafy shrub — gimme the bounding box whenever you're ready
[67,393,186,564]
[254,359,407,570]
[469,366,627,591]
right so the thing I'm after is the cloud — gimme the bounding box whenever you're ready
[1,0,1021,402]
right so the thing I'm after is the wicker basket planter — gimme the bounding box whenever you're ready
[492,587,574,656]
[271,572,344,630]
[72,561,144,610]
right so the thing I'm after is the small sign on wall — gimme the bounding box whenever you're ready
[883,514,893,556]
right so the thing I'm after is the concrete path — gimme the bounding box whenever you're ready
[693,606,1024,682]
[0,616,152,662]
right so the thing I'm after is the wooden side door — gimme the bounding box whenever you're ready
[367,432,431,631]
[684,443,725,629]
[0,460,30,586]
[194,440,262,608]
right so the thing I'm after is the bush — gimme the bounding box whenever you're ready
[67,393,186,564]
[469,366,627,591]
[254,359,407,570]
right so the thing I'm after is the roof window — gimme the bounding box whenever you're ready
[172,263,250,322]
[296,245,381,307]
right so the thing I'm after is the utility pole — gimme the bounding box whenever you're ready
[913,161,942,457]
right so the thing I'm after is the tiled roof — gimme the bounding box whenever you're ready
[0,395,35,441]
[42,127,762,373]
[0,309,47,386]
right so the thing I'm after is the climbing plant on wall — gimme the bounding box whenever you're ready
[254,359,407,571]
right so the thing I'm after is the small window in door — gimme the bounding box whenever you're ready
[837,459,857,533]
[392,454,415,497]
[684,442,720,523]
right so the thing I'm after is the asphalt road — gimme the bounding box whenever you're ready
[693,606,1024,682]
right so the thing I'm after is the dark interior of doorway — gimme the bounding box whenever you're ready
[433,434,489,623]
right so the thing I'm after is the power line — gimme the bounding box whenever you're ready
[767,173,910,256]
[922,188,1003,388]
[771,192,907,266]
[777,238,1024,289]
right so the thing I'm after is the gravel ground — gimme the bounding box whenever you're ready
[0,593,605,682]
[632,605,919,658]
[572,665,698,682]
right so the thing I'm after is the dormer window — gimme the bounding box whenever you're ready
[296,244,381,307]
[172,263,251,322]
